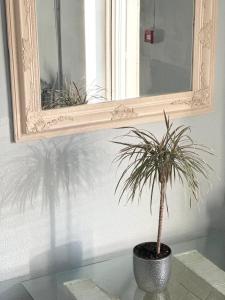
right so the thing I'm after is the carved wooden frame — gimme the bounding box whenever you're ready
[6,0,217,142]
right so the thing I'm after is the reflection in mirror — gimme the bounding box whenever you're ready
[112,0,195,100]
[36,0,107,110]
[36,0,195,108]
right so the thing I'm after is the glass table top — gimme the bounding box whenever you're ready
[3,233,225,300]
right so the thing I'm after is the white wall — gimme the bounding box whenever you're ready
[0,0,225,286]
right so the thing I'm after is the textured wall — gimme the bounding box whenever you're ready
[0,0,224,286]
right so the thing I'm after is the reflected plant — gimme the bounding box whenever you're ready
[41,78,106,110]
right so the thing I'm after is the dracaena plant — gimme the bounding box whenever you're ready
[114,113,213,256]
[41,79,106,110]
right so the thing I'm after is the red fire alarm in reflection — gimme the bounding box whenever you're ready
[144,29,155,44]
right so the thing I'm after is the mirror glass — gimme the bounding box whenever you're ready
[112,0,195,100]
[36,0,107,110]
[36,0,195,109]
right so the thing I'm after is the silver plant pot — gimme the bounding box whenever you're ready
[133,242,172,293]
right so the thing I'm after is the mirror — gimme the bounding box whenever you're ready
[36,0,195,108]
[6,0,216,141]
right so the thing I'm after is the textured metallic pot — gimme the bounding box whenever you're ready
[133,242,172,293]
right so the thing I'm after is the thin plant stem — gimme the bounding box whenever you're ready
[157,181,166,255]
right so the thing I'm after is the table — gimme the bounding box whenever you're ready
[3,233,225,300]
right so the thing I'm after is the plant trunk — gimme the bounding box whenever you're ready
[156,181,166,255]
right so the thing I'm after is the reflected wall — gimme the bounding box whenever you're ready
[140,0,194,97]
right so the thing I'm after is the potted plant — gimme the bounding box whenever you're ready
[113,113,213,293]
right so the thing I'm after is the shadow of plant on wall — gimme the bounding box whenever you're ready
[0,137,97,275]
[0,138,90,207]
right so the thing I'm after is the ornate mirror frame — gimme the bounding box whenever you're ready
[6,0,216,142]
